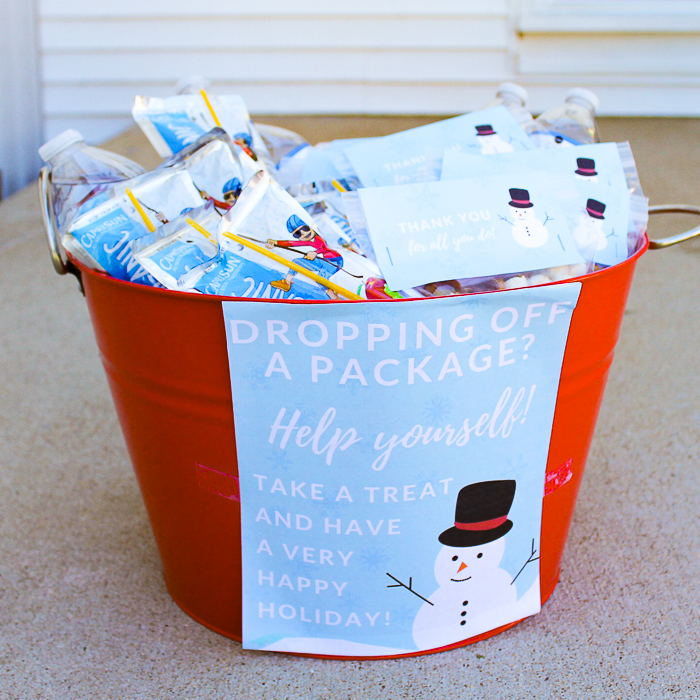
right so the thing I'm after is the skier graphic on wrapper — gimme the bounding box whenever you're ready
[234,132,258,161]
[387,480,539,651]
[201,177,242,211]
[266,215,344,300]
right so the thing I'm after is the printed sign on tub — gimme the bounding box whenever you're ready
[223,283,581,657]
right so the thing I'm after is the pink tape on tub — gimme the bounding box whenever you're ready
[195,463,240,501]
[544,458,573,496]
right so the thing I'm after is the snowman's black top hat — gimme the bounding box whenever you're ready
[586,198,606,219]
[475,124,496,136]
[508,188,533,208]
[575,157,597,177]
[439,480,515,547]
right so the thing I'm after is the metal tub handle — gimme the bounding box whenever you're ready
[648,204,700,249]
[38,166,83,290]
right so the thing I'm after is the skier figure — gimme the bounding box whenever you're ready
[507,188,549,247]
[233,132,258,161]
[475,124,514,154]
[267,214,344,299]
[201,177,242,210]
[574,158,599,182]
[572,198,608,254]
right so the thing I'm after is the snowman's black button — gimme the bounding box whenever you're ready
[462,601,468,606]
[461,611,466,617]
[460,621,466,626]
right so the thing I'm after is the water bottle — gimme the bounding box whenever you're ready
[486,82,534,129]
[529,88,601,148]
[39,129,145,233]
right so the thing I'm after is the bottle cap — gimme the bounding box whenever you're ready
[566,88,600,113]
[38,129,84,163]
[496,82,529,106]
[175,75,212,95]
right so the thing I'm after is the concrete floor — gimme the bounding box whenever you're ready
[1,117,699,699]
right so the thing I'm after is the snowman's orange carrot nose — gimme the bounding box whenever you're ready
[457,562,468,573]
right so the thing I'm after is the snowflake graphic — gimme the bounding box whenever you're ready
[422,397,453,426]
[264,449,295,473]
[388,603,421,629]
[357,546,391,572]
[242,361,274,392]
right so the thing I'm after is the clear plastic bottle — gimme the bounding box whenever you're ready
[175,74,212,95]
[529,88,601,148]
[486,82,534,129]
[39,129,145,233]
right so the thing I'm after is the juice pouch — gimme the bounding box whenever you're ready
[64,167,205,284]
[290,184,364,255]
[132,93,273,175]
[132,202,220,289]
[217,171,383,300]
[180,241,331,300]
[159,128,247,211]
[341,106,534,188]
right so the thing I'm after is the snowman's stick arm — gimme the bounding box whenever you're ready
[498,214,511,224]
[386,573,434,606]
[510,539,540,586]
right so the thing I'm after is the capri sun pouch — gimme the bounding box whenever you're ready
[215,171,385,300]
[64,167,205,284]
[158,128,247,212]
[131,202,220,289]
[132,92,273,175]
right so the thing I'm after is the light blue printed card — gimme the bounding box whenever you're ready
[342,107,534,188]
[223,283,581,656]
[441,142,628,190]
[357,174,585,291]
[441,145,631,267]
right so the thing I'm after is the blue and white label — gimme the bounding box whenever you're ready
[223,283,581,656]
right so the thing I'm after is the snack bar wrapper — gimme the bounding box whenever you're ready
[132,93,273,175]
[216,171,385,300]
[132,202,220,289]
[64,167,205,284]
[158,128,247,211]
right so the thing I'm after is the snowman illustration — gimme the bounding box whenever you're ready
[574,158,599,182]
[475,124,514,154]
[387,480,539,651]
[506,188,549,247]
[572,198,608,254]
